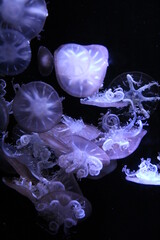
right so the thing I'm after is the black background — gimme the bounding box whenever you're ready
[0,0,160,239]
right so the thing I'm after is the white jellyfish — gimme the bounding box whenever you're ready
[123,155,160,185]
[57,135,110,178]
[54,43,109,97]
[12,81,63,133]
[0,0,48,39]
[38,46,54,76]
[0,29,31,76]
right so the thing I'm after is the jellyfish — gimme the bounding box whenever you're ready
[35,190,91,234]
[0,29,31,76]
[109,72,160,119]
[122,155,160,185]
[38,46,54,76]
[54,43,109,97]
[12,81,63,133]
[1,140,92,235]
[0,0,48,40]
[97,112,147,160]
[57,135,110,178]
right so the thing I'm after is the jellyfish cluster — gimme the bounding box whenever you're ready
[0,0,160,235]
[0,0,48,76]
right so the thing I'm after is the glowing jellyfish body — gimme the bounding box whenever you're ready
[38,46,54,76]
[0,29,31,76]
[54,43,109,97]
[58,135,110,178]
[13,81,62,133]
[0,0,48,39]
[123,157,160,185]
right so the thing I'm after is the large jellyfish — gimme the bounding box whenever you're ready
[12,81,63,133]
[0,29,31,76]
[54,43,109,97]
[0,0,48,40]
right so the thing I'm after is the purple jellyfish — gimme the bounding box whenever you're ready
[57,135,110,178]
[38,46,54,76]
[0,0,48,39]
[12,81,63,133]
[54,43,109,97]
[0,29,31,76]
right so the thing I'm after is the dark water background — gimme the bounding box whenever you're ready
[0,0,160,239]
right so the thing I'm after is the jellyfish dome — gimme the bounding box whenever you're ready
[54,43,109,97]
[0,0,48,40]
[12,81,63,133]
[0,29,31,76]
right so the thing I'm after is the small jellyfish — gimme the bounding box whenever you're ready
[0,100,9,131]
[57,135,110,178]
[0,29,31,76]
[38,46,54,76]
[0,0,48,39]
[54,43,109,97]
[122,156,160,185]
[12,81,62,133]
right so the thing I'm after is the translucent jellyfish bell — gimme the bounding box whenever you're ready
[109,72,160,119]
[54,43,109,97]
[0,0,48,39]
[38,46,54,76]
[0,29,31,76]
[13,81,62,133]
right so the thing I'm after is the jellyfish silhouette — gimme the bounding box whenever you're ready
[0,29,31,76]
[38,46,54,76]
[13,81,62,133]
[0,0,48,39]
[54,43,109,97]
